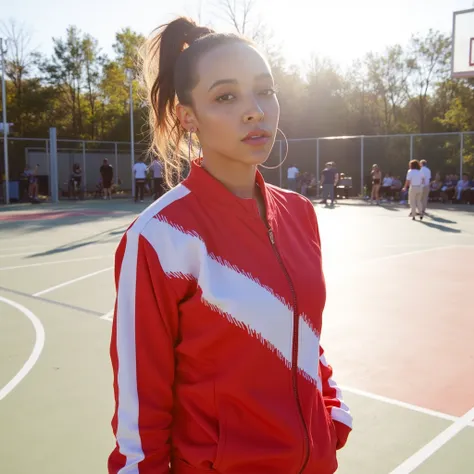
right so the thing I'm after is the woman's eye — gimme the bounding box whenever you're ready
[216,93,235,102]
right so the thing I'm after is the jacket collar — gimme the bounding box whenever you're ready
[183,160,275,224]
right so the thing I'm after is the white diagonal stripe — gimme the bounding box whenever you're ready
[141,216,321,385]
[115,184,191,473]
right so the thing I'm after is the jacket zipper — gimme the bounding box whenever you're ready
[267,227,310,474]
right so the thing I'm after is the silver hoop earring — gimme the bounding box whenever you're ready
[188,129,202,162]
[259,128,289,170]
[188,129,194,163]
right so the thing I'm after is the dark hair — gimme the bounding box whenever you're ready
[409,159,421,170]
[141,17,252,187]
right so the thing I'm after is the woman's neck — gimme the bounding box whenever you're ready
[201,153,257,199]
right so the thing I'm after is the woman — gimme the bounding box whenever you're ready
[71,163,82,200]
[370,164,382,204]
[108,17,352,474]
[402,159,425,220]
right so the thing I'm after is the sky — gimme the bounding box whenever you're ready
[2,0,473,71]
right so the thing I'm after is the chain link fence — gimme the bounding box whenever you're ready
[1,131,473,202]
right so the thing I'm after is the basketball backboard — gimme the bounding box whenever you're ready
[452,8,474,78]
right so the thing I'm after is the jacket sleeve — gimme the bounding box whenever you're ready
[319,346,352,449]
[108,228,179,473]
[302,197,353,449]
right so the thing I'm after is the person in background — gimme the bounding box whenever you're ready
[429,172,443,202]
[370,164,382,205]
[21,164,34,201]
[420,159,431,215]
[455,173,471,203]
[300,171,311,197]
[402,159,425,220]
[108,16,351,474]
[148,156,164,200]
[440,174,456,203]
[380,172,393,201]
[286,164,299,191]
[320,161,338,206]
[132,157,148,203]
[71,163,82,200]
[100,159,114,200]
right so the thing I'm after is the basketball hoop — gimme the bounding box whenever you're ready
[452,8,474,78]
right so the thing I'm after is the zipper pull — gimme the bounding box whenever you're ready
[268,228,275,245]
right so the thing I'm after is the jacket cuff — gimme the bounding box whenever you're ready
[333,420,351,450]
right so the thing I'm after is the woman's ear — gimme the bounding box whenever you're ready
[176,103,198,133]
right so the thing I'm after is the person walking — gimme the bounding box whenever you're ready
[320,162,338,206]
[403,159,425,220]
[100,159,114,199]
[148,157,164,200]
[286,164,299,191]
[420,159,431,215]
[133,157,147,203]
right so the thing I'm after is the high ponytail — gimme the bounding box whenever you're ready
[141,17,250,188]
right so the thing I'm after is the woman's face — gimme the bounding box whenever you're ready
[180,42,280,167]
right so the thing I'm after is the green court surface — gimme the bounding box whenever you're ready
[0,199,473,473]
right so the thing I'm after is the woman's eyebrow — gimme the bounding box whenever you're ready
[208,73,273,92]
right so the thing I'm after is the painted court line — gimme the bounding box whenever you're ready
[0,255,112,271]
[33,266,114,297]
[0,296,45,401]
[389,406,474,473]
[100,309,114,322]
[340,385,474,428]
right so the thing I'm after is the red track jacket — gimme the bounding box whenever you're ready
[109,162,352,474]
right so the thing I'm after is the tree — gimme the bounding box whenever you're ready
[0,19,37,135]
[405,30,451,133]
[82,34,104,138]
[39,26,87,135]
[218,0,257,37]
[112,28,145,75]
[365,45,411,133]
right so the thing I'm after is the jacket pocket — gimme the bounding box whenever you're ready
[212,399,227,471]
[173,457,215,473]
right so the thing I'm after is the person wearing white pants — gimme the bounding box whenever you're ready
[420,160,431,214]
[402,160,425,221]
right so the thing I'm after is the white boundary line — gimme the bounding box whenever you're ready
[340,385,474,427]
[0,296,45,401]
[389,406,474,473]
[340,385,456,422]
[33,266,113,297]
[0,255,112,271]
[100,309,114,322]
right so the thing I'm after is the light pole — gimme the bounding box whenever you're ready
[125,68,135,199]
[0,38,9,205]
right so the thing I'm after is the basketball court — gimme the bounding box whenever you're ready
[0,198,473,474]
[1,6,474,474]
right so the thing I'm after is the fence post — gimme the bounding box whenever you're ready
[460,132,464,177]
[316,138,320,198]
[360,136,364,197]
[82,141,87,193]
[410,135,414,162]
[279,140,283,188]
[114,142,118,184]
[49,128,58,203]
[45,139,50,199]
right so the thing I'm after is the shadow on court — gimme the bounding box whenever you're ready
[419,221,462,233]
